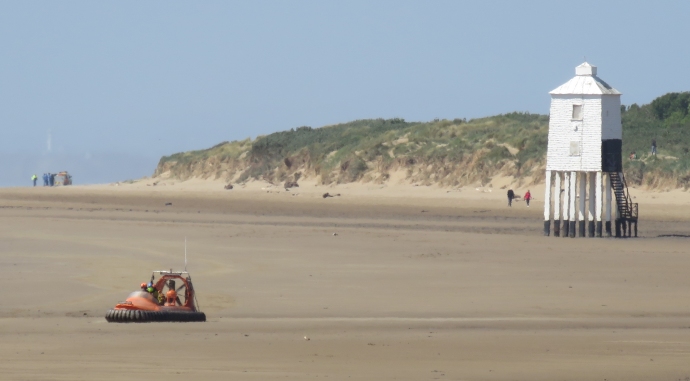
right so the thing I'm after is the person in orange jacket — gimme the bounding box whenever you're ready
[524,190,532,207]
[165,280,183,306]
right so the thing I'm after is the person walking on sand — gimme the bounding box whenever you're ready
[507,188,515,207]
[524,190,532,207]
[651,139,657,156]
[31,174,37,187]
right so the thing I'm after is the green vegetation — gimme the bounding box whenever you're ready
[161,138,252,166]
[157,113,548,186]
[622,92,690,189]
[155,92,690,190]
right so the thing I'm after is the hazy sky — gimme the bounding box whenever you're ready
[1,1,689,184]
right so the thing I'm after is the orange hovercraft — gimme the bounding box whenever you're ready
[105,269,206,323]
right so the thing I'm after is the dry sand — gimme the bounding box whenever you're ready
[2,181,690,380]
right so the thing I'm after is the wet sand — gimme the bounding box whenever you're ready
[2,186,690,380]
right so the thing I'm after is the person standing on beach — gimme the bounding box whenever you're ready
[31,174,37,187]
[524,190,531,207]
[651,139,657,156]
[507,188,515,207]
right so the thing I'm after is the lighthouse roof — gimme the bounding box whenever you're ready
[549,62,621,95]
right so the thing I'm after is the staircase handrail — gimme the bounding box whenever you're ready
[620,172,636,219]
[609,172,627,219]
[614,171,638,220]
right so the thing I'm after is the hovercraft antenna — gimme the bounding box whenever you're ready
[184,236,187,272]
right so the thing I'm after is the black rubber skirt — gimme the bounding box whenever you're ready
[105,309,206,323]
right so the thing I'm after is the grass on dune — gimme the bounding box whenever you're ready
[156,92,690,189]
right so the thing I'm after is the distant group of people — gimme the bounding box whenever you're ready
[32,173,58,187]
[629,139,658,161]
[43,173,57,186]
[507,188,531,207]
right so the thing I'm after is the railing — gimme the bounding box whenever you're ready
[609,172,638,221]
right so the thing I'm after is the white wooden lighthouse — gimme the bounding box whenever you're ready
[543,62,638,238]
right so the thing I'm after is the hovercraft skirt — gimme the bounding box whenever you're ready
[105,309,206,323]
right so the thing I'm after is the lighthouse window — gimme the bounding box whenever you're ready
[572,104,583,120]
[570,141,581,156]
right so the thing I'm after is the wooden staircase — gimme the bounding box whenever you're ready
[608,172,638,237]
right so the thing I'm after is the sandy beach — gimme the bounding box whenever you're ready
[2,181,690,380]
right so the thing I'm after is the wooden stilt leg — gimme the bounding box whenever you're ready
[605,173,612,237]
[588,172,595,237]
[578,172,586,237]
[554,172,561,237]
[569,171,577,238]
[562,172,570,238]
[595,172,603,237]
[543,170,552,236]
